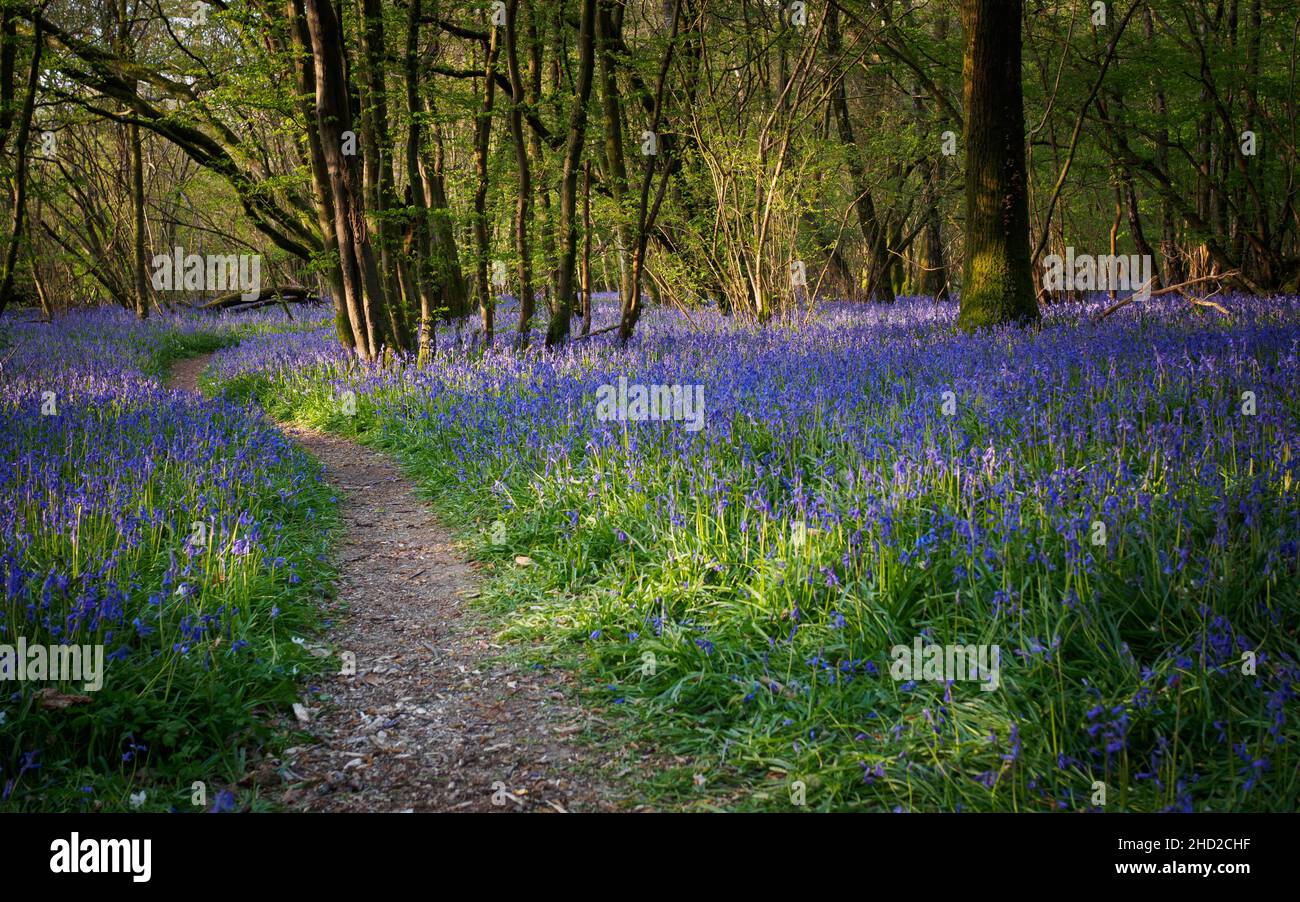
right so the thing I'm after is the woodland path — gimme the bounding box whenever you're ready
[167,353,615,812]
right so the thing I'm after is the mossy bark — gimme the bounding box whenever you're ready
[958,0,1039,331]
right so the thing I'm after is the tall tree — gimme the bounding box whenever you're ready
[288,0,353,349]
[958,0,1038,330]
[504,0,534,346]
[112,0,148,320]
[616,0,680,343]
[402,0,435,360]
[471,17,501,345]
[545,0,597,347]
[596,0,630,323]
[0,3,40,317]
[357,0,409,349]
[828,2,893,303]
[305,0,385,360]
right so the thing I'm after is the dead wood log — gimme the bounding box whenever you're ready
[187,286,323,312]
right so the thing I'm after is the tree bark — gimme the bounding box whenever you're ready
[129,114,148,318]
[957,0,1038,330]
[420,93,469,321]
[504,0,535,346]
[472,23,501,345]
[0,10,40,317]
[526,5,556,316]
[581,159,592,335]
[597,0,631,319]
[304,0,383,360]
[828,4,893,303]
[357,0,409,350]
[288,0,353,349]
[403,0,436,360]
[545,0,597,347]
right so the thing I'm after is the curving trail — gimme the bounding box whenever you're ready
[167,353,614,812]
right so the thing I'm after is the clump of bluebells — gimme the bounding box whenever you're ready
[0,308,336,811]
[217,294,1300,811]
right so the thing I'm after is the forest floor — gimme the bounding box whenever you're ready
[167,353,620,812]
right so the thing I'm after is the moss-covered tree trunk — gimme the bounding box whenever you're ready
[0,7,39,318]
[958,0,1038,330]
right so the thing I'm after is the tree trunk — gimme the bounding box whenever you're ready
[0,10,39,317]
[304,0,383,361]
[957,0,1038,330]
[1144,5,1183,288]
[545,0,597,347]
[616,0,680,344]
[130,115,148,318]
[288,0,353,349]
[828,4,893,304]
[358,0,409,350]
[527,5,556,317]
[472,25,502,345]
[420,95,469,321]
[597,0,631,320]
[581,160,593,335]
[403,0,435,361]
[911,85,948,299]
[504,0,535,346]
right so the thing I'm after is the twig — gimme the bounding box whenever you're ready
[1185,296,1232,316]
[1178,282,1232,317]
[571,323,620,341]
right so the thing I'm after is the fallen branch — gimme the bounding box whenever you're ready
[214,298,304,316]
[1178,282,1232,318]
[571,322,620,341]
[1185,296,1232,316]
[186,285,322,312]
[1093,271,1238,322]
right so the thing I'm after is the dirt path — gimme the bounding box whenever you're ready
[167,354,616,812]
